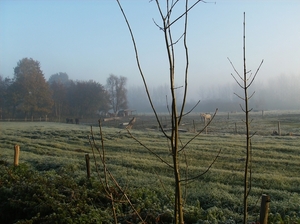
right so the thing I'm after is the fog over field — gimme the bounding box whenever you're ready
[128,73,300,113]
[1,1,299,118]
[1,1,299,99]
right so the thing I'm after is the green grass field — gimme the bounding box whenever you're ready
[1,111,300,223]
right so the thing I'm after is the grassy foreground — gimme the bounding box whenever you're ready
[1,112,300,223]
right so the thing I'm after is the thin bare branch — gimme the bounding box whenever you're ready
[97,120,111,189]
[165,0,171,20]
[155,0,177,136]
[181,148,222,184]
[250,131,257,139]
[88,134,105,189]
[90,125,118,213]
[231,73,244,89]
[228,57,243,81]
[246,59,264,88]
[152,18,163,30]
[241,119,246,124]
[167,0,180,19]
[106,168,145,223]
[249,118,254,124]
[234,92,245,100]
[155,0,165,22]
[166,0,204,29]
[91,122,145,223]
[154,170,173,202]
[181,100,201,117]
[165,95,171,116]
[248,91,255,100]
[89,128,119,223]
[239,104,246,113]
[179,0,189,125]
[116,0,170,140]
[174,85,183,89]
[182,149,188,206]
[178,109,218,153]
[246,71,253,82]
[126,129,173,169]
[171,33,185,46]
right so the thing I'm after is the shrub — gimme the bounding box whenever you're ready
[0,163,112,224]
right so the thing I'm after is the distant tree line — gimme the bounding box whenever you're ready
[0,58,128,120]
[127,76,300,113]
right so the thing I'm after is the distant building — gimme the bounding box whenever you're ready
[117,109,136,117]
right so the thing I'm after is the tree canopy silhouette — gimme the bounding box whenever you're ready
[106,74,128,113]
[7,58,53,117]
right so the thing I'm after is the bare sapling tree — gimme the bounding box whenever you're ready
[88,120,144,223]
[117,0,219,223]
[228,12,263,224]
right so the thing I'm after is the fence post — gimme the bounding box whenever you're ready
[14,145,20,166]
[193,120,196,133]
[278,121,281,136]
[235,122,237,134]
[85,153,91,178]
[260,194,270,224]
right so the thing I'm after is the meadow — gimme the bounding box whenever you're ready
[1,111,300,223]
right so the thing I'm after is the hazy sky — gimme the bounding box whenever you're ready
[1,0,299,96]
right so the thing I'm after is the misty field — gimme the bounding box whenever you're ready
[1,111,300,223]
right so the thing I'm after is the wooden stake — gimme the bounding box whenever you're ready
[278,121,281,136]
[260,194,270,224]
[85,153,91,178]
[193,120,195,133]
[14,145,20,166]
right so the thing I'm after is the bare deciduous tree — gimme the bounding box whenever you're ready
[106,74,128,114]
[89,120,144,223]
[228,12,263,224]
[117,1,219,223]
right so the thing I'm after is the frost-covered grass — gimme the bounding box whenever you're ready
[1,111,300,223]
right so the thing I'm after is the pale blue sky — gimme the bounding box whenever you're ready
[1,0,299,97]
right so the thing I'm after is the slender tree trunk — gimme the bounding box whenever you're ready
[170,52,183,224]
[165,17,183,222]
[116,1,209,222]
[172,104,183,224]
[229,13,263,223]
[243,12,249,224]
